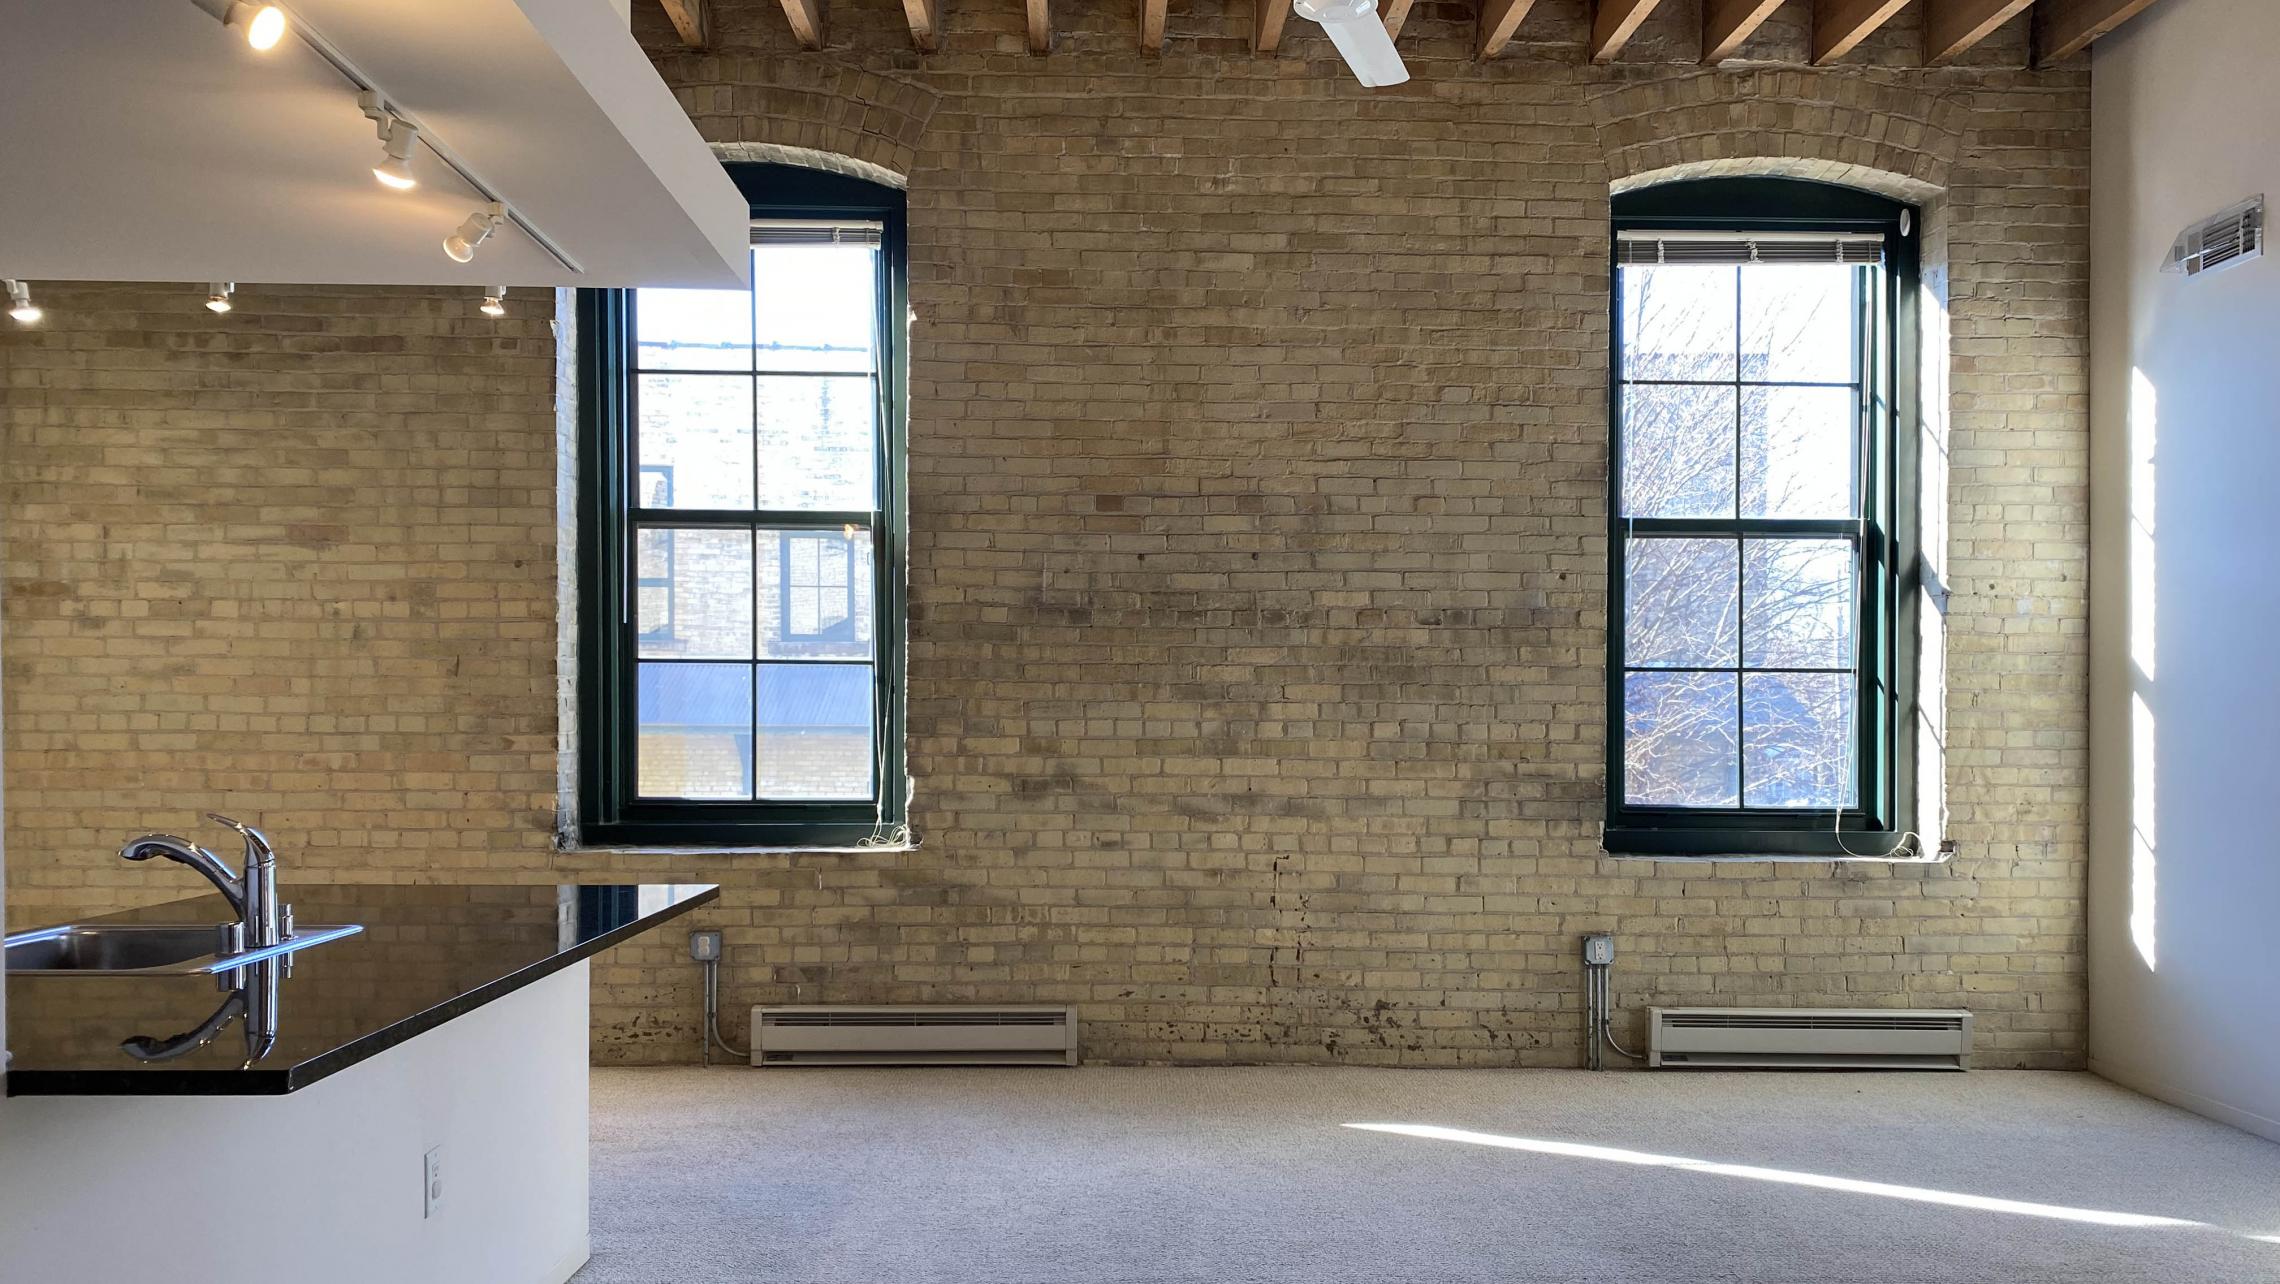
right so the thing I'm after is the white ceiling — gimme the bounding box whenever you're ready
[0,0,748,289]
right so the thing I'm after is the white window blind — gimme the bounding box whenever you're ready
[1616,230,1885,266]
[749,220,885,247]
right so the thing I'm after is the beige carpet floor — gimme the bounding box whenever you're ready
[580,1067,2280,1284]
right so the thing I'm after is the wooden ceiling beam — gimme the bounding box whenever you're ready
[901,0,942,50]
[655,0,712,47]
[1028,0,1051,52]
[1381,0,1415,41]
[1477,0,1544,58]
[1702,0,1784,62]
[1923,0,2030,63]
[1590,0,1668,62]
[778,0,824,48]
[2034,0,2161,65]
[1812,0,1911,64]
[1141,0,1166,52]
[1255,0,1290,52]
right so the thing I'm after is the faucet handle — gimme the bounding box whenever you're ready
[204,813,275,863]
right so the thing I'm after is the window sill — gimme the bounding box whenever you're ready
[1601,827,1940,863]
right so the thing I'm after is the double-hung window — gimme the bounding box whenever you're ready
[579,164,907,847]
[1605,178,1918,858]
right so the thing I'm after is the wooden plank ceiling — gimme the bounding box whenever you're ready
[654,0,2164,68]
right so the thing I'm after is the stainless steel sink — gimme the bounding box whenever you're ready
[8,924,234,972]
[5,922,362,976]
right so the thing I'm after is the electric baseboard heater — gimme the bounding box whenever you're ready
[1648,1007,1972,1070]
[752,1004,1078,1067]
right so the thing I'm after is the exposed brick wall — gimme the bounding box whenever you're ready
[1,284,565,906]
[0,0,2090,1067]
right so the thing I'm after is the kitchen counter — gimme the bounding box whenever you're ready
[4,882,717,1096]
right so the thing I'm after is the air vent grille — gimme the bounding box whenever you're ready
[753,1004,1078,1067]
[1648,1007,1971,1071]
[2165,198,2264,277]
[1663,1013,1966,1032]
[761,1009,1067,1028]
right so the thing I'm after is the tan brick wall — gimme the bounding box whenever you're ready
[0,283,566,902]
[0,0,2090,1068]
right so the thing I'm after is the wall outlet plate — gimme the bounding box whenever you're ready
[690,930,723,962]
[1582,933,1615,966]
[423,1145,443,1218]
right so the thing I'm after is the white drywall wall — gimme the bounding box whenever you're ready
[2088,0,2280,1141]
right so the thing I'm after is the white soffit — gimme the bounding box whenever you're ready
[0,0,748,289]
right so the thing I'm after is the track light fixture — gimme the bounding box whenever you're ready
[357,91,421,191]
[443,203,506,264]
[6,279,40,325]
[191,0,287,51]
[373,120,419,190]
[205,282,235,314]
[479,286,507,318]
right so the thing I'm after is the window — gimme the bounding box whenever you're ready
[781,531,859,645]
[579,164,906,846]
[1605,179,1918,858]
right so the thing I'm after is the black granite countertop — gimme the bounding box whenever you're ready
[4,882,717,1097]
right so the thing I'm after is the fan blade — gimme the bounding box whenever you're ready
[1316,9,1409,86]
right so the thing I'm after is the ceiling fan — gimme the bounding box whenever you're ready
[1294,0,1409,87]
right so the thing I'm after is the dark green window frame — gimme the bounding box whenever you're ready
[1604,178,1921,859]
[577,164,908,848]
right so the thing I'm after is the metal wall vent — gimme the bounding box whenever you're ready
[1661,1012,1966,1032]
[753,1004,1078,1067]
[1648,1007,1972,1070]
[2164,197,2264,277]
[762,1009,1067,1027]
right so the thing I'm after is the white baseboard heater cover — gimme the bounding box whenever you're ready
[752,1005,1077,1067]
[1648,1007,1972,1070]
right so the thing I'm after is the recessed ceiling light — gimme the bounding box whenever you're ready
[480,286,506,318]
[6,279,40,325]
[206,282,235,314]
[192,0,288,51]
[443,203,506,264]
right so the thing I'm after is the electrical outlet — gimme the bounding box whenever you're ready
[1582,933,1615,966]
[689,930,723,962]
[423,1146,443,1218]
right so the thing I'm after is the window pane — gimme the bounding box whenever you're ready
[1626,538,1738,668]
[637,529,753,660]
[756,244,878,374]
[757,376,876,511]
[1622,384,1736,519]
[1744,538,1855,669]
[1625,671,1738,807]
[757,664,874,800]
[1741,265,1854,383]
[1741,386,1855,518]
[759,529,875,660]
[637,662,753,800]
[1620,265,1735,382]
[636,288,752,372]
[1743,672,1856,808]
[638,374,754,510]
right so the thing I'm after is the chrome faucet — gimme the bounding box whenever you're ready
[120,814,285,950]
